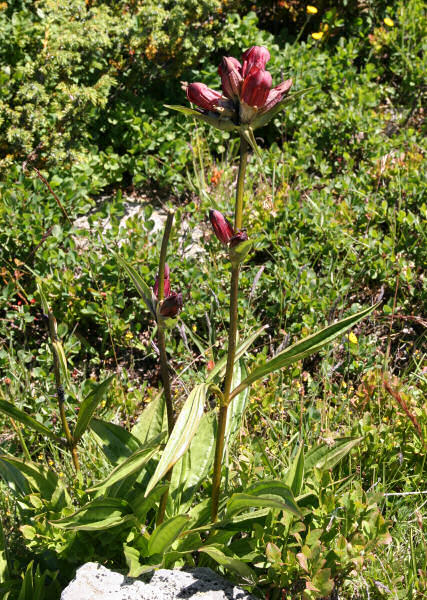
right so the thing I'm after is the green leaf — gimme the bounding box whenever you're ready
[207,325,267,383]
[131,393,166,444]
[224,360,249,447]
[51,498,133,531]
[0,456,58,500]
[227,492,301,519]
[165,105,238,132]
[90,418,141,464]
[230,303,379,399]
[0,457,30,496]
[198,545,256,582]
[148,515,189,556]
[285,443,305,497]
[145,384,207,497]
[0,520,8,584]
[115,254,156,319]
[74,375,115,442]
[129,483,169,522]
[0,400,60,442]
[86,434,164,492]
[52,340,70,389]
[169,411,216,514]
[305,437,363,472]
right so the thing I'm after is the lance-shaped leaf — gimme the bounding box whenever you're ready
[207,325,267,383]
[165,105,238,132]
[131,393,166,444]
[198,546,256,583]
[0,456,58,500]
[74,375,115,442]
[115,254,156,319]
[227,480,302,518]
[305,437,363,472]
[130,483,169,522]
[0,519,8,583]
[90,418,141,464]
[230,303,379,400]
[145,384,207,497]
[0,400,60,442]
[51,497,133,531]
[169,411,216,514]
[223,360,249,444]
[86,433,164,493]
[285,443,305,497]
[147,514,189,556]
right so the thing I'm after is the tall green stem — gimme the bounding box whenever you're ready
[156,212,175,525]
[211,135,249,522]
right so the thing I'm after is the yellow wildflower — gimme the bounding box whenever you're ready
[306,5,318,15]
[348,332,358,344]
[384,17,394,27]
[312,31,324,40]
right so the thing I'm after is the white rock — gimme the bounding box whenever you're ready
[61,562,256,600]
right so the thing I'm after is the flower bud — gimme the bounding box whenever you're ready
[153,263,171,299]
[185,83,223,111]
[209,209,234,244]
[159,292,183,318]
[241,68,272,108]
[218,57,242,100]
[241,46,271,78]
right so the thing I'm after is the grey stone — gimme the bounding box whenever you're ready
[61,562,257,600]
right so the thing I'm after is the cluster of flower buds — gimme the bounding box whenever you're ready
[183,46,292,130]
[209,210,251,265]
[153,264,183,321]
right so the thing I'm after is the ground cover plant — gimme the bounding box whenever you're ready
[0,0,426,599]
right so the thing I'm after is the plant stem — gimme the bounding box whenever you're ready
[156,212,175,525]
[47,312,79,473]
[211,134,248,522]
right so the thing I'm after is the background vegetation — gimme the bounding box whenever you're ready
[0,0,425,598]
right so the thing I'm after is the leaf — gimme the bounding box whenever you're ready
[0,456,58,500]
[0,520,8,584]
[207,325,267,383]
[131,393,166,444]
[129,484,169,522]
[198,545,256,582]
[145,384,207,496]
[90,418,141,464]
[86,434,164,492]
[226,480,302,518]
[148,515,189,556]
[285,443,305,497]
[74,375,115,442]
[0,457,30,497]
[266,542,282,564]
[165,105,238,132]
[224,360,249,448]
[230,303,379,400]
[305,437,363,472]
[226,493,301,518]
[52,340,70,389]
[0,400,60,441]
[115,254,156,319]
[253,87,315,130]
[169,411,216,514]
[51,498,133,531]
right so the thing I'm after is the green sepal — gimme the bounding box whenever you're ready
[229,239,253,267]
[165,105,238,132]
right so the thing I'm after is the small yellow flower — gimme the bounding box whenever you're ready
[321,23,329,31]
[38,454,43,460]
[59,472,64,478]
[48,460,54,466]
[312,31,324,40]
[306,5,318,15]
[192,324,197,332]
[348,332,358,345]
[384,17,394,27]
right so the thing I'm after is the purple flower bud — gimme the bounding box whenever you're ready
[186,83,223,111]
[209,209,234,244]
[229,229,249,248]
[153,263,171,299]
[159,292,183,318]
[260,79,293,113]
[241,67,272,108]
[218,57,242,100]
[241,46,271,78]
